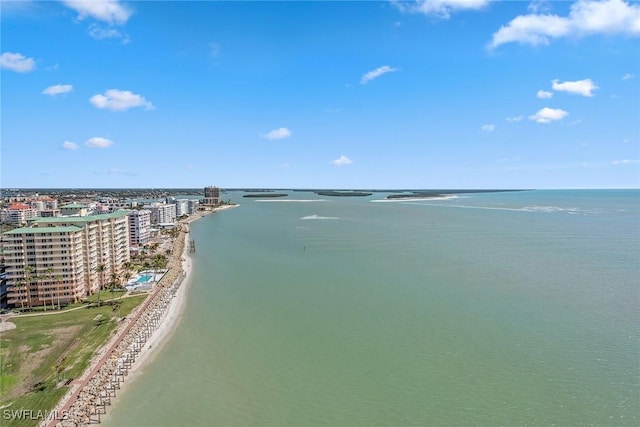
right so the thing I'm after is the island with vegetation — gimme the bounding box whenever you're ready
[386,191,449,199]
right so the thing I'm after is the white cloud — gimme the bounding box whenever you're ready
[489,0,640,49]
[506,115,524,122]
[611,159,639,165]
[62,0,133,24]
[331,155,353,166]
[62,141,78,150]
[360,65,398,84]
[261,127,292,140]
[42,84,73,96]
[88,24,130,43]
[622,72,635,79]
[481,124,496,131]
[529,107,569,123]
[552,78,598,96]
[537,89,554,98]
[0,52,35,72]
[86,137,113,148]
[90,89,154,111]
[528,0,553,13]
[490,14,571,47]
[393,0,490,19]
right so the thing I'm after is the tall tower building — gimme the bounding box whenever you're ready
[203,186,221,206]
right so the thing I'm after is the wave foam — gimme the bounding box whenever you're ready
[410,203,599,215]
[300,214,339,220]
[371,195,458,203]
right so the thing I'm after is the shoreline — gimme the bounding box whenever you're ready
[127,204,239,370]
[43,204,238,426]
[100,205,238,423]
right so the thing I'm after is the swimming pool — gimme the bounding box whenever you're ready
[136,274,154,283]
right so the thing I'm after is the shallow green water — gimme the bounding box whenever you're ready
[104,190,639,426]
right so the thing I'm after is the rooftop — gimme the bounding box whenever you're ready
[60,203,89,209]
[2,225,84,235]
[31,211,129,224]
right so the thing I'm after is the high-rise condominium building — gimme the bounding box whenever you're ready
[147,203,177,225]
[127,209,151,246]
[1,211,130,307]
[203,186,221,206]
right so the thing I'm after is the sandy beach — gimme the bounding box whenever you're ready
[43,204,238,426]
[104,206,238,391]
[101,204,239,421]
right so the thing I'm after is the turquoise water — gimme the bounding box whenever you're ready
[104,190,639,426]
[136,275,153,283]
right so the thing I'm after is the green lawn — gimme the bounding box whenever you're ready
[0,295,146,427]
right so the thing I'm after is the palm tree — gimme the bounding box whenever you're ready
[44,267,55,311]
[15,276,26,311]
[95,264,106,307]
[109,271,124,317]
[36,271,47,312]
[152,254,167,287]
[122,270,132,293]
[108,272,120,301]
[23,266,35,311]
[54,274,63,310]
[123,261,133,273]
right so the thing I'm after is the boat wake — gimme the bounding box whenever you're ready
[300,214,339,220]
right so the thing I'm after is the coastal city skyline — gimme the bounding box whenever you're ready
[2,0,639,189]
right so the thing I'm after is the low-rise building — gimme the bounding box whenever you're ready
[1,203,37,225]
[59,203,89,217]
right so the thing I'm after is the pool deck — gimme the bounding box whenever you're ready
[125,270,168,290]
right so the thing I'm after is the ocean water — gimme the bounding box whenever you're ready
[104,190,639,426]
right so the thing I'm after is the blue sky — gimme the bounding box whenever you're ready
[1,0,639,189]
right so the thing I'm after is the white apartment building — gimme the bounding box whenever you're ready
[175,199,189,217]
[188,199,200,214]
[147,203,177,225]
[1,211,131,307]
[1,203,37,225]
[126,209,151,246]
[29,197,58,212]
